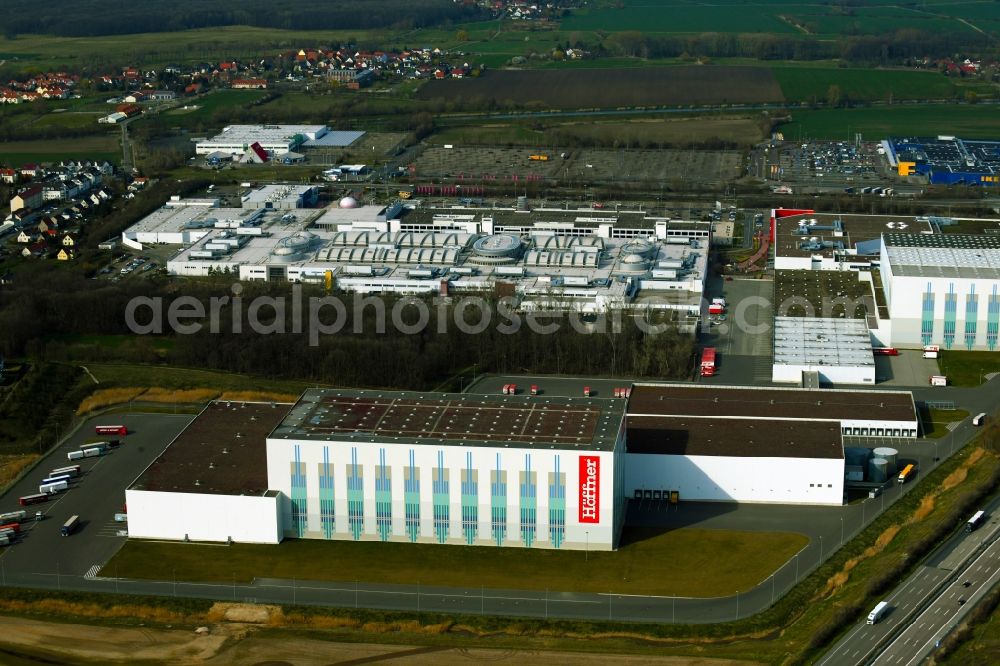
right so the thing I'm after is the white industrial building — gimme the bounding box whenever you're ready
[881,233,1000,351]
[142,194,713,316]
[124,383,919,546]
[771,317,876,385]
[195,125,333,156]
[128,390,629,550]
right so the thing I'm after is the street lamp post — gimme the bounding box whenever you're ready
[820,535,824,563]
[585,531,589,562]
[840,516,844,546]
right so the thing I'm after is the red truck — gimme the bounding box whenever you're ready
[95,424,127,436]
[700,347,717,377]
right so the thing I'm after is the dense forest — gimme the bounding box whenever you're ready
[0,0,486,37]
[0,275,696,390]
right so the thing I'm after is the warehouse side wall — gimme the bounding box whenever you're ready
[624,454,844,505]
[125,489,282,544]
[265,439,621,550]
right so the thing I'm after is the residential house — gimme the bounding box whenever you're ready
[0,168,17,184]
[16,230,33,243]
[56,248,73,261]
[62,233,76,247]
[232,78,267,89]
[148,90,177,102]
[10,185,43,212]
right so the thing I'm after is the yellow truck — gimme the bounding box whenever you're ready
[529,154,549,161]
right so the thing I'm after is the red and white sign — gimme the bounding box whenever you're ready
[578,455,600,523]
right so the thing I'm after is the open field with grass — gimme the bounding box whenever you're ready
[0,137,119,165]
[939,350,1000,388]
[163,89,269,125]
[105,526,807,597]
[779,105,1000,141]
[921,408,971,439]
[0,27,389,71]
[772,66,982,103]
[417,66,784,109]
[82,362,325,394]
[562,0,989,36]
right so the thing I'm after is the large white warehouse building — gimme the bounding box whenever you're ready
[128,390,629,550]
[881,233,1000,351]
[125,383,918,547]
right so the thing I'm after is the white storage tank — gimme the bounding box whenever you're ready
[872,447,898,474]
[869,458,889,484]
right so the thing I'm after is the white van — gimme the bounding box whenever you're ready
[973,413,987,427]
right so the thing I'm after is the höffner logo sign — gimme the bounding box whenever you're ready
[578,455,600,524]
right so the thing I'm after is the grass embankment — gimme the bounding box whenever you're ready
[81,362,323,395]
[104,527,807,597]
[0,453,39,487]
[77,386,301,415]
[938,350,1000,388]
[5,437,999,663]
[922,408,971,439]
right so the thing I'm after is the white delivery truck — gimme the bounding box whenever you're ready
[867,601,889,624]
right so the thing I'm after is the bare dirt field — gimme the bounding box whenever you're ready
[411,146,743,187]
[0,611,761,665]
[416,67,785,108]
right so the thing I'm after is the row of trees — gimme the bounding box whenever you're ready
[599,29,994,65]
[1,0,487,38]
[1,276,695,390]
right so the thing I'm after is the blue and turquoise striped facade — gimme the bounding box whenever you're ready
[268,439,626,551]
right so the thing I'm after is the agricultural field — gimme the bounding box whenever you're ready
[417,66,784,109]
[0,136,119,165]
[410,145,742,187]
[779,105,1000,142]
[772,66,983,103]
[562,0,990,36]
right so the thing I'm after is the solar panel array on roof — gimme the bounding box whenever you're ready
[270,389,626,451]
[885,234,1000,279]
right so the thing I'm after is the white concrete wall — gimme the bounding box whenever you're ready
[772,363,876,385]
[840,418,918,438]
[125,489,281,543]
[624,454,844,505]
[265,438,624,550]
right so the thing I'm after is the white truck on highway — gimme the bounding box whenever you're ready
[867,600,889,624]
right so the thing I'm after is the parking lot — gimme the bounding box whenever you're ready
[0,413,194,578]
[701,275,775,386]
[754,140,906,194]
[411,146,742,187]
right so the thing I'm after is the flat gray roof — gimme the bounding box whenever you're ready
[628,416,843,459]
[775,213,932,259]
[269,388,627,451]
[628,384,916,423]
[773,317,874,368]
[303,130,365,147]
[131,401,292,495]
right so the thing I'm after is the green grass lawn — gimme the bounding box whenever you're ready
[779,105,1000,141]
[938,351,1000,388]
[104,527,808,597]
[922,408,971,439]
[82,361,325,394]
[772,67,962,102]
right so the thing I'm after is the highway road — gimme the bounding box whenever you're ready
[817,494,1000,666]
